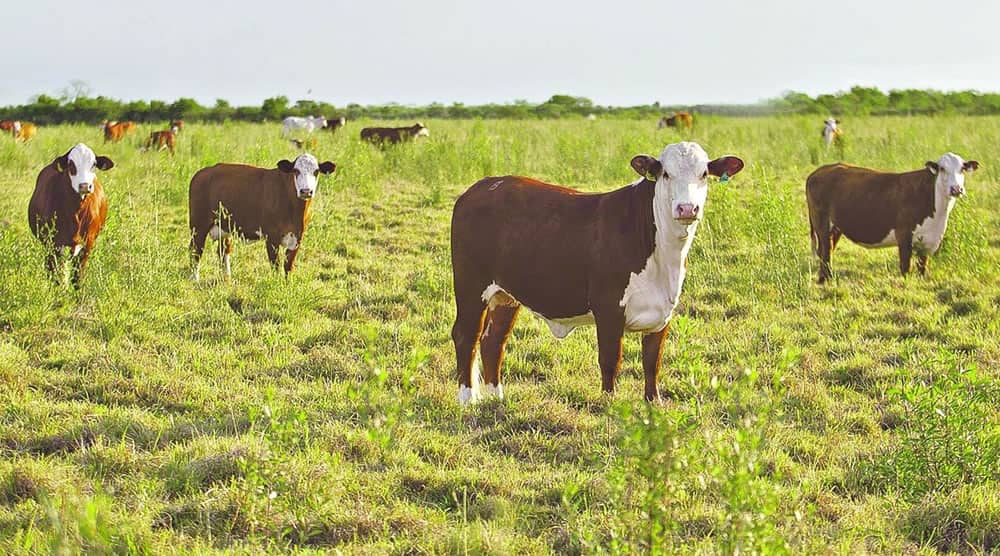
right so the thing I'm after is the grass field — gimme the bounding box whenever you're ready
[0,116,998,554]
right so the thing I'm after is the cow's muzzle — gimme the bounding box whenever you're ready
[298,190,314,200]
[675,203,700,223]
[78,184,93,197]
[949,185,965,197]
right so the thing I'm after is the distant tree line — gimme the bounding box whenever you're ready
[3,87,1000,124]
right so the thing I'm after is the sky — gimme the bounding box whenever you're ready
[3,0,999,108]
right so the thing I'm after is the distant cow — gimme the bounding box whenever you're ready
[145,125,179,154]
[104,121,127,143]
[806,153,979,283]
[0,120,16,134]
[14,122,37,142]
[450,142,744,404]
[188,153,336,279]
[326,116,347,133]
[170,120,185,133]
[657,112,693,129]
[27,143,114,286]
[360,122,430,145]
[282,116,327,136]
[822,118,842,148]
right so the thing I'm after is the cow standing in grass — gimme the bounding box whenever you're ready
[27,143,114,287]
[188,153,336,280]
[806,153,979,283]
[822,118,842,149]
[450,142,744,404]
[282,116,327,137]
[360,123,429,145]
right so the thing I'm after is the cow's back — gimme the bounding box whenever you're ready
[189,164,288,232]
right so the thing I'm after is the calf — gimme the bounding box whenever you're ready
[822,118,841,148]
[14,122,36,142]
[806,153,979,283]
[145,125,179,154]
[657,112,693,129]
[450,142,744,404]
[282,116,327,136]
[326,116,347,133]
[27,143,114,286]
[188,153,336,279]
[360,122,429,145]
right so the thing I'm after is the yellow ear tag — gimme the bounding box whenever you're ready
[56,161,64,172]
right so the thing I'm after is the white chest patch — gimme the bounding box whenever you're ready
[913,198,955,253]
[280,232,299,250]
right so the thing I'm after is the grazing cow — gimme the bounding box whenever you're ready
[0,120,16,133]
[27,143,114,286]
[822,118,842,148]
[326,116,347,133]
[282,115,327,136]
[360,122,430,145]
[104,121,127,143]
[188,153,336,279]
[657,112,694,129]
[806,153,979,283]
[145,125,179,154]
[450,142,744,404]
[14,122,36,142]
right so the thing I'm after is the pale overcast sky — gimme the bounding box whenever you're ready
[2,0,998,107]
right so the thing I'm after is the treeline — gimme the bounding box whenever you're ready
[3,87,1000,124]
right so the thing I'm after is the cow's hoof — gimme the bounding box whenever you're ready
[483,383,504,400]
[458,385,480,406]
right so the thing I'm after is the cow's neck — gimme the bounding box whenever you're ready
[650,181,696,297]
[915,176,955,252]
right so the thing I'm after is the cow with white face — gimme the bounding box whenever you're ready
[282,115,328,137]
[188,153,336,279]
[822,118,841,148]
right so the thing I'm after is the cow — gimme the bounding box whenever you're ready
[188,153,336,280]
[0,120,16,133]
[27,143,114,287]
[145,125,179,154]
[360,122,430,145]
[170,119,184,133]
[325,116,347,133]
[122,121,138,135]
[822,118,842,149]
[657,112,693,130]
[450,142,744,404]
[806,153,979,284]
[104,121,127,143]
[14,122,36,142]
[282,116,327,137]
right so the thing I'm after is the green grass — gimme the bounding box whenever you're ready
[0,116,998,554]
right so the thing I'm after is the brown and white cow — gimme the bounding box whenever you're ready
[806,153,979,283]
[822,118,842,149]
[145,125,179,154]
[326,116,347,133]
[188,153,336,280]
[27,143,114,287]
[0,120,16,134]
[657,112,694,130]
[170,119,184,133]
[450,142,744,404]
[360,122,429,145]
[13,122,36,142]
[104,121,127,143]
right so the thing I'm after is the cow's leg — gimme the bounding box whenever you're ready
[189,227,209,281]
[71,246,92,288]
[452,285,487,405]
[830,227,843,252]
[642,326,669,402]
[897,229,914,276]
[811,210,833,284]
[594,310,626,394]
[218,235,234,280]
[479,303,520,399]
[266,241,281,272]
[283,247,299,275]
[917,254,929,276]
[44,250,61,285]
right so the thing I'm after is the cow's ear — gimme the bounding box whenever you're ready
[630,155,662,181]
[708,156,745,178]
[318,161,336,174]
[53,154,69,173]
[96,156,114,171]
[962,160,979,172]
[925,161,939,175]
[277,160,295,173]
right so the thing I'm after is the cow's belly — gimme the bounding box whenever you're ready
[481,282,594,339]
[856,229,897,249]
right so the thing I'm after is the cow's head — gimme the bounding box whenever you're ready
[824,118,838,129]
[926,152,978,198]
[277,154,336,200]
[631,142,744,226]
[414,122,430,137]
[54,143,114,198]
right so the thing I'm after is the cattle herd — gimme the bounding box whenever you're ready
[6,113,981,404]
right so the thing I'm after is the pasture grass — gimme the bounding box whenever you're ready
[0,116,998,554]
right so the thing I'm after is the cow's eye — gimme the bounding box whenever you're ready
[313,171,319,177]
[662,171,670,179]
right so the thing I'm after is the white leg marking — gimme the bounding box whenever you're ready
[483,383,504,399]
[458,357,483,406]
[223,254,232,279]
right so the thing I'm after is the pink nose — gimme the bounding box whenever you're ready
[949,186,964,196]
[676,203,699,220]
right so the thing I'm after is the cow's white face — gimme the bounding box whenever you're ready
[415,123,430,137]
[631,142,745,229]
[58,143,113,198]
[824,118,837,130]
[928,152,978,198]
[277,154,337,200]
